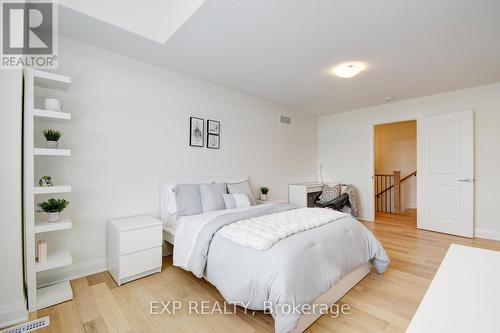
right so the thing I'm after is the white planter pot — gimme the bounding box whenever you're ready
[260,194,268,201]
[47,212,60,222]
[46,140,59,149]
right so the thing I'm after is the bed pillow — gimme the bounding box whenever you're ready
[200,182,227,212]
[227,179,255,205]
[317,183,341,204]
[174,183,202,216]
[222,193,253,209]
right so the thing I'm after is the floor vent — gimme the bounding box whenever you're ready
[1,317,49,333]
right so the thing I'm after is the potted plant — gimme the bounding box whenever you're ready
[38,176,53,187]
[42,129,62,149]
[260,187,269,201]
[37,198,70,222]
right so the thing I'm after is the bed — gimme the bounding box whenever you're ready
[160,178,389,333]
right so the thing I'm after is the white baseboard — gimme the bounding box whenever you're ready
[37,257,107,288]
[0,300,28,329]
[474,228,500,241]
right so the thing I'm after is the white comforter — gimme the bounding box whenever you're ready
[219,208,347,250]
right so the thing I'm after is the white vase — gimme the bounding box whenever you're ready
[46,140,59,149]
[47,212,60,222]
[260,194,268,201]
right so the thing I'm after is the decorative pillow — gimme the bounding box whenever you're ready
[174,184,202,216]
[227,179,255,205]
[222,193,252,209]
[200,182,227,213]
[318,183,341,204]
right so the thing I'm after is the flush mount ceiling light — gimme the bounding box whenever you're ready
[331,62,366,78]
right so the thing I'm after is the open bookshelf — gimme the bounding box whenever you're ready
[23,69,74,311]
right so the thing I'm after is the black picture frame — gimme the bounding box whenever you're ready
[207,134,220,149]
[189,117,204,147]
[207,119,220,135]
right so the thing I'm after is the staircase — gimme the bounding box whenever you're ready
[375,170,416,213]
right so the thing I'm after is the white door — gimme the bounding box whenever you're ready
[417,111,474,237]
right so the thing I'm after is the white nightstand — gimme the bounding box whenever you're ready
[107,215,162,286]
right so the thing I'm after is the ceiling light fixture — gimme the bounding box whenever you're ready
[331,62,366,78]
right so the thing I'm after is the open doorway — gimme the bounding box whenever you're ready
[373,120,417,225]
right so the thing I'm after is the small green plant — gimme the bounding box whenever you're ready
[42,129,62,141]
[38,176,53,187]
[260,187,269,195]
[37,198,70,213]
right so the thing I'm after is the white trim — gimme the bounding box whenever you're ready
[474,228,500,241]
[369,114,423,221]
[0,300,28,329]
[36,257,107,288]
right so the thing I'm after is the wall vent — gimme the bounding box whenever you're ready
[0,317,49,333]
[280,115,291,125]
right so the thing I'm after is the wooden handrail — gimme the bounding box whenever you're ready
[375,171,416,198]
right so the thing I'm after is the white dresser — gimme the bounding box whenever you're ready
[107,215,162,286]
[288,182,323,207]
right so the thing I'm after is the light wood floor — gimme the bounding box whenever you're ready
[375,209,417,227]
[29,212,500,333]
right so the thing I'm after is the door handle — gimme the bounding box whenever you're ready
[457,178,472,182]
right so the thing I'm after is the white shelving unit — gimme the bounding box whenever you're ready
[33,108,71,121]
[34,185,71,195]
[35,219,72,234]
[35,250,73,272]
[24,69,74,311]
[36,281,73,311]
[33,148,72,156]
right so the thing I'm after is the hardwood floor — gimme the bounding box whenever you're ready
[375,209,417,227]
[29,214,500,333]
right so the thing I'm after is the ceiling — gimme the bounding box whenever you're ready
[59,0,500,115]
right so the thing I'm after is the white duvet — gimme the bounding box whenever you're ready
[219,208,347,250]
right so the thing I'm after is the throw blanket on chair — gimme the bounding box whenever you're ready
[220,208,347,250]
[343,185,360,217]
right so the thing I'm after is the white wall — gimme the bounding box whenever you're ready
[0,70,27,327]
[374,121,417,210]
[35,37,318,282]
[318,83,500,239]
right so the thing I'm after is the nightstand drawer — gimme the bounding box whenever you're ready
[119,246,162,279]
[120,225,162,255]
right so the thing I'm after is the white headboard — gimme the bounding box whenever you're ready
[160,175,250,222]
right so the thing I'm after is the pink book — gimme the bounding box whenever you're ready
[38,240,47,262]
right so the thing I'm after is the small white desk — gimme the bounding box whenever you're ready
[406,244,500,333]
[288,182,323,207]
